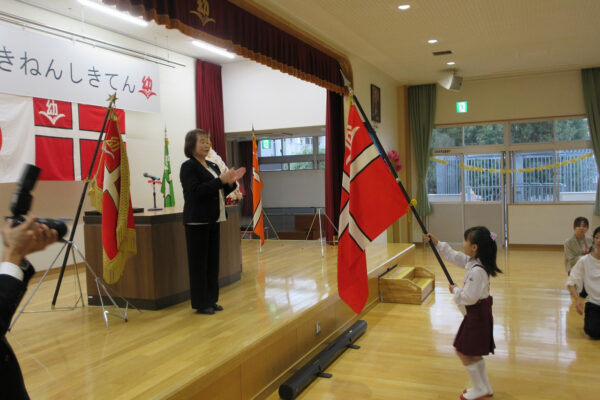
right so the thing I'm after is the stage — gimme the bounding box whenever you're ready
[8,240,414,399]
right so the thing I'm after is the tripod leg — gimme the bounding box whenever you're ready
[318,208,324,257]
[9,242,68,331]
[70,243,85,308]
[305,210,318,241]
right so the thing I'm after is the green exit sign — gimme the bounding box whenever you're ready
[261,140,271,149]
[456,101,468,113]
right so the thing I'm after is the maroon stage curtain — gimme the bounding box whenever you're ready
[325,90,345,244]
[196,59,226,161]
[238,141,253,217]
[106,0,347,94]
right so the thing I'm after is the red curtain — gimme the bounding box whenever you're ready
[238,141,253,217]
[106,0,347,94]
[196,59,226,161]
[325,91,345,244]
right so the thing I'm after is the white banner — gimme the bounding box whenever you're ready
[0,94,35,183]
[0,23,160,113]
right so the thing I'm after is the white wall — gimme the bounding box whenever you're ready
[413,70,590,245]
[261,170,325,208]
[348,55,401,243]
[0,1,196,269]
[435,70,585,124]
[222,60,326,133]
[508,204,600,245]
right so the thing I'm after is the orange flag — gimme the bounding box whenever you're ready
[252,135,265,245]
[88,110,136,284]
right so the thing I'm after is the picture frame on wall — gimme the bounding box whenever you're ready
[371,84,381,123]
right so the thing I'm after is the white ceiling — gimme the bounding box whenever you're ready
[12,0,600,85]
[249,0,600,84]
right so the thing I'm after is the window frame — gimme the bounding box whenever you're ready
[429,117,595,205]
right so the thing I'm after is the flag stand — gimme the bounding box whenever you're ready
[51,94,117,306]
[340,73,455,286]
[9,240,140,331]
[34,93,140,328]
[305,207,340,257]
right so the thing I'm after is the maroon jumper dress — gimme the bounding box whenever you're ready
[453,268,496,356]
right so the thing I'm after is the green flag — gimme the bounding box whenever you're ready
[161,133,175,207]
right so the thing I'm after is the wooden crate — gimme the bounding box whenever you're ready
[379,265,435,305]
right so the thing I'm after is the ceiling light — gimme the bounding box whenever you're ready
[192,40,235,59]
[78,0,148,27]
[447,61,456,65]
[428,39,438,44]
[398,5,411,10]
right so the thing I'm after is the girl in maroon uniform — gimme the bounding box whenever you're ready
[425,226,502,400]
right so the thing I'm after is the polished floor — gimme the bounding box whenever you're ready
[7,242,599,399]
[266,245,600,400]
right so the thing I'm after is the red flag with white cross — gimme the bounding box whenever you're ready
[337,104,408,313]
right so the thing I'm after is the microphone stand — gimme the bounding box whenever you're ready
[148,179,162,211]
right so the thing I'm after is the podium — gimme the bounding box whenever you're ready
[83,205,242,310]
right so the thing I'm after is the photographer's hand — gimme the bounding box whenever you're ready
[2,215,58,265]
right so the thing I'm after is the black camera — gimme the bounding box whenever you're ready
[7,164,68,239]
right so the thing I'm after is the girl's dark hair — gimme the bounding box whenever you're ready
[593,226,600,239]
[183,129,209,158]
[574,216,589,228]
[464,226,502,277]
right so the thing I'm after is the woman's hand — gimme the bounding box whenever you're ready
[422,233,439,246]
[219,167,246,185]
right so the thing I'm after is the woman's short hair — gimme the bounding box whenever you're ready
[184,129,209,158]
[573,216,589,229]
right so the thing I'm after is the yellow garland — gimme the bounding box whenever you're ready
[429,152,592,174]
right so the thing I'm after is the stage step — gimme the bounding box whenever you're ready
[379,265,435,305]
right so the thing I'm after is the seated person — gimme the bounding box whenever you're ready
[567,225,600,340]
[564,216,592,275]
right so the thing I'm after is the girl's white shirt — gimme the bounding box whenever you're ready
[567,253,600,306]
[436,241,490,306]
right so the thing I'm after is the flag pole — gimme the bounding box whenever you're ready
[340,74,454,286]
[51,93,118,306]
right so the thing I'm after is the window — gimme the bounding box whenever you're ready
[556,118,590,141]
[464,124,503,146]
[258,136,326,171]
[432,127,461,147]
[428,117,596,204]
[427,155,461,202]
[464,154,502,202]
[510,121,553,144]
[558,149,597,201]
[513,151,554,202]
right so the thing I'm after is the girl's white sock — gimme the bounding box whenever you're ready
[476,359,493,394]
[463,363,487,399]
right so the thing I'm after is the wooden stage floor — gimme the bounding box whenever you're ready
[8,240,412,400]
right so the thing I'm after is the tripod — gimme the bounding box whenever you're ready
[305,207,339,257]
[9,239,140,331]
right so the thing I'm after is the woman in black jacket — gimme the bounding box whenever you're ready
[180,129,245,314]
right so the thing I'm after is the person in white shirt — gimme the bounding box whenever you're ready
[566,225,600,340]
[424,226,502,400]
[1,215,57,399]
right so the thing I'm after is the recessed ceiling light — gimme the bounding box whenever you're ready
[192,40,235,59]
[398,5,411,10]
[428,39,438,44]
[447,61,456,65]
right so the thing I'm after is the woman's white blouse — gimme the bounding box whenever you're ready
[436,241,490,306]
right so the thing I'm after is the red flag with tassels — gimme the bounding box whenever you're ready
[88,109,136,284]
[337,105,409,313]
